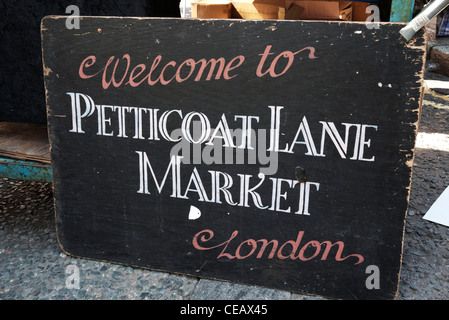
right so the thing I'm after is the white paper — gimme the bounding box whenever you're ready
[423,185,449,227]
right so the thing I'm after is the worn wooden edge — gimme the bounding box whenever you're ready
[40,19,61,266]
[40,14,411,24]
[0,122,51,164]
[0,152,50,164]
[392,29,428,300]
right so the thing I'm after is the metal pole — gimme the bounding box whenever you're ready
[400,0,449,41]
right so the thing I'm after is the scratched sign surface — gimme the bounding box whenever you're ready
[41,17,426,299]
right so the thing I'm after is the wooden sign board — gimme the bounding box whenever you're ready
[41,17,426,300]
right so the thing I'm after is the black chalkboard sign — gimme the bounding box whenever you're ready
[41,16,426,300]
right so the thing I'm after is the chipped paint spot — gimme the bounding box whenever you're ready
[74,32,92,36]
[43,66,52,76]
[188,205,201,220]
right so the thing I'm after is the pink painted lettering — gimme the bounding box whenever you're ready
[192,229,364,265]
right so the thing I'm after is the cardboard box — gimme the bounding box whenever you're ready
[285,3,305,20]
[191,0,356,21]
[192,0,285,20]
[191,1,232,18]
[286,1,352,21]
[231,0,286,19]
[352,1,373,21]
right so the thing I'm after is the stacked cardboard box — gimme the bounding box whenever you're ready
[231,0,286,19]
[352,1,373,21]
[191,1,233,19]
[285,1,352,21]
[191,0,375,21]
[191,0,285,19]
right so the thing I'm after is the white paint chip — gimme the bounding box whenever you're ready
[188,205,201,220]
